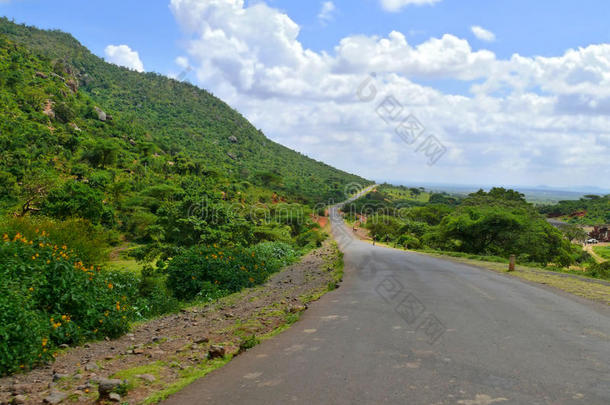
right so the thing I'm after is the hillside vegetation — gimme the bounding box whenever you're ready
[0,19,370,375]
[538,195,610,225]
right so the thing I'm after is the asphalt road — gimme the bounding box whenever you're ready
[163,204,610,405]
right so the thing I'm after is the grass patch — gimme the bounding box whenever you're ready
[112,361,165,389]
[143,357,232,404]
[593,245,610,261]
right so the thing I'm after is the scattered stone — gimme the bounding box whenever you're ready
[35,71,48,79]
[83,344,90,348]
[208,345,226,359]
[227,152,237,160]
[69,123,81,131]
[52,373,69,382]
[288,304,307,313]
[10,384,29,395]
[133,348,145,355]
[105,355,114,360]
[11,394,26,404]
[136,374,156,383]
[151,336,161,343]
[224,312,234,318]
[43,391,67,404]
[73,374,82,380]
[194,337,209,344]
[84,363,99,371]
[59,344,69,349]
[108,392,121,402]
[94,106,107,121]
[228,135,238,143]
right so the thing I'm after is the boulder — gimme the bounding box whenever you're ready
[97,378,122,399]
[11,395,26,404]
[208,345,226,359]
[228,135,238,143]
[93,106,107,122]
[136,374,156,383]
[43,391,67,404]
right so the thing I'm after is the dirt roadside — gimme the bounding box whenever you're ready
[0,240,343,405]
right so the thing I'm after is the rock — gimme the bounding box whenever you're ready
[288,304,307,313]
[97,378,122,399]
[194,337,209,344]
[224,312,234,318]
[208,345,226,359]
[133,348,144,355]
[84,363,99,371]
[35,71,48,79]
[42,100,55,119]
[69,123,81,132]
[66,78,78,93]
[228,135,238,143]
[59,344,69,349]
[109,393,121,402]
[227,152,237,160]
[93,106,107,121]
[43,391,67,404]
[52,373,69,382]
[136,374,156,383]
[10,384,30,395]
[11,395,26,404]
[73,374,82,380]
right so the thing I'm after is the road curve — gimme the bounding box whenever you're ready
[163,204,610,405]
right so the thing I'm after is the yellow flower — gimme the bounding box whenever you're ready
[29,287,34,292]
[249,277,254,283]
[42,338,48,347]
[107,283,113,289]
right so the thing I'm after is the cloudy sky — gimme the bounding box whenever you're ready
[3,0,610,189]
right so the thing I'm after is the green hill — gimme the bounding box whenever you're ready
[0,18,371,249]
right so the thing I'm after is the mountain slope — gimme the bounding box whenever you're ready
[0,17,370,205]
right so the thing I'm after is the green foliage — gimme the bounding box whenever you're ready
[166,242,296,301]
[0,232,135,375]
[351,186,583,267]
[0,215,115,264]
[585,261,610,279]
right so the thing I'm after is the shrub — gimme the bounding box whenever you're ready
[586,261,610,280]
[0,215,115,264]
[0,285,52,375]
[166,242,296,301]
[0,231,135,374]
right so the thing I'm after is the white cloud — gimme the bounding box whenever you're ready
[168,0,610,188]
[380,0,442,13]
[175,56,190,69]
[471,25,496,42]
[318,1,336,24]
[104,44,144,72]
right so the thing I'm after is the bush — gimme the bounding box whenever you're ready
[0,231,135,374]
[586,261,610,280]
[0,215,115,264]
[0,285,52,375]
[166,242,296,301]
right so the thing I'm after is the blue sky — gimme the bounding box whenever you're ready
[2,0,610,189]
[6,0,610,78]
